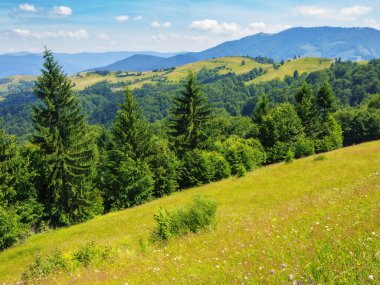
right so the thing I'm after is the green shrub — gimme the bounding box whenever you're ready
[180,150,231,188]
[21,249,68,281]
[294,138,315,158]
[218,136,266,175]
[0,207,27,250]
[73,241,114,267]
[285,149,295,163]
[152,194,218,241]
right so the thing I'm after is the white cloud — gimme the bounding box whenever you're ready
[133,16,143,21]
[339,6,372,17]
[152,34,165,41]
[51,6,72,17]
[151,21,172,28]
[13,29,89,39]
[115,15,129,22]
[294,6,330,17]
[365,19,380,30]
[19,3,37,13]
[189,19,289,37]
[97,32,110,40]
[189,19,240,35]
[293,5,372,21]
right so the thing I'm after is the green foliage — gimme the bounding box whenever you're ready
[179,149,230,188]
[73,241,114,267]
[294,138,315,158]
[314,115,343,153]
[335,107,380,146]
[294,82,315,136]
[151,194,218,241]
[148,137,180,197]
[316,81,336,118]
[32,50,102,227]
[285,149,295,163]
[169,71,211,155]
[104,156,154,211]
[103,88,154,211]
[0,207,27,250]
[112,88,153,160]
[252,93,269,124]
[21,250,68,282]
[217,136,266,175]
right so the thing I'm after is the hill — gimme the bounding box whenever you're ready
[94,27,380,72]
[72,57,332,90]
[0,141,379,284]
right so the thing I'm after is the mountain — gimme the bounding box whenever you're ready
[0,51,180,77]
[95,27,380,72]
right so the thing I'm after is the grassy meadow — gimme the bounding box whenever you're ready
[0,140,379,284]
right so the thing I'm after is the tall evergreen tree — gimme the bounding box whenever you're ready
[294,82,315,136]
[316,81,336,118]
[103,88,154,211]
[32,49,102,226]
[252,93,269,125]
[169,71,211,154]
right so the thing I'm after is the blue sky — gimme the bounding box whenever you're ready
[1,0,380,53]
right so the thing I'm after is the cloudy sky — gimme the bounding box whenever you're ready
[1,0,380,54]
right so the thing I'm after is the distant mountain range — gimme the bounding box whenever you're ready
[2,27,380,77]
[0,51,180,77]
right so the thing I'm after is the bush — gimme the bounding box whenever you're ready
[152,195,218,241]
[314,115,343,153]
[0,207,27,250]
[285,149,295,163]
[21,249,68,281]
[180,150,231,188]
[73,241,114,267]
[294,138,315,158]
[218,136,266,175]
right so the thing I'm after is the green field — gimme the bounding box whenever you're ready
[0,57,335,93]
[0,141,379,284]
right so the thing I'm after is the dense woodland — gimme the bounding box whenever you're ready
[0,51,380,250]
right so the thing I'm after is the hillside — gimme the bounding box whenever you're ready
[71,57,332,90]
[0,141,379,284]
[2,56,330,92]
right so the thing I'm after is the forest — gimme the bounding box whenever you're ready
[0,50,380,251]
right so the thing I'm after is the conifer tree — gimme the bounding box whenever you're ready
[294,82,315,136]
[32,49,102,226]
[103,88,154,211]
[169,71,211,154]
[252,93,269,124]
[316,81,336,118]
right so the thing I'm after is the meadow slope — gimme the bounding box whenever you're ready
[0,141,379,284]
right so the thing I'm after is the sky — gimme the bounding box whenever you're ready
[1,0,380,54]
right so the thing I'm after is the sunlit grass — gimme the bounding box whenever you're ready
[0,141,379,284]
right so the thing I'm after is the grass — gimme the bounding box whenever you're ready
[0,141,379,284]
[248,57,333,84]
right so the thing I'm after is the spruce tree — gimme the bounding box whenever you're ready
[169,71,211,154]
[316,81,336,118]
[294,82,315,136]
[103,88,154,211]
[32,49,102,226]
[252,93,269,124]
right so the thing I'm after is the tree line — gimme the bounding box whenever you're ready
[1,50,380,250]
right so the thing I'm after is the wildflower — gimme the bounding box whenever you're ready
[289,274,294,280]
[281,263,286,268]
[369,275,374,280]
[270,269,275,275]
